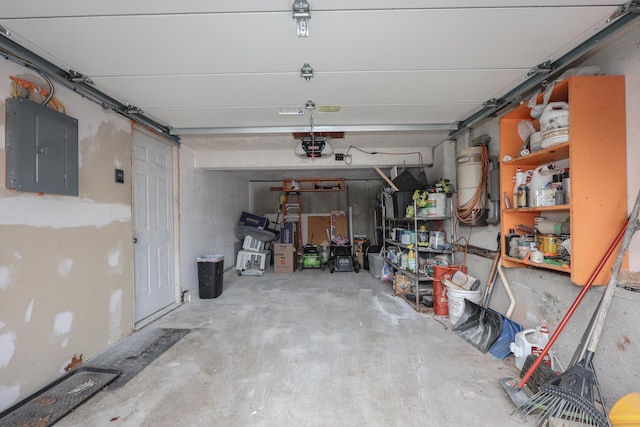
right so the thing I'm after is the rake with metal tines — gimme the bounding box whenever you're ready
[516,190,640,427]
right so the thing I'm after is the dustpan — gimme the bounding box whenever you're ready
[452,250,505,353]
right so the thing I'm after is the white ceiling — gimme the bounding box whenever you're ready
[0,1,632,179]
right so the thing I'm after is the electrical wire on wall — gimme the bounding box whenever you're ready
[455,144,489,225]
[9,75,66,113]
[344,145,428,180]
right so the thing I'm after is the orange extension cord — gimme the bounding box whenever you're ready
[10,75,66,113]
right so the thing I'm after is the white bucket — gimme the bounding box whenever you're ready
[426,193,446,217]
[540,102,569,148]
[447,287,482,325]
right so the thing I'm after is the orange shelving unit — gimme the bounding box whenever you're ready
[499,75,627,286]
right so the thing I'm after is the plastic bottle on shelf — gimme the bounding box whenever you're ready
[407,249,416,272]
[513,168,523,207]
[562,170,570,203]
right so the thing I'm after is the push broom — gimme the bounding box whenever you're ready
[500,190,639,406]
[516,190,640,426]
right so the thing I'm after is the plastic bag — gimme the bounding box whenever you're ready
[380,262,393,282]
[528,65,602,118]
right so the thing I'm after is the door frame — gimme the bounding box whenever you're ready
[132,126,181,329]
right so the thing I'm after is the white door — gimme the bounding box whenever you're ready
[132,130,175,322]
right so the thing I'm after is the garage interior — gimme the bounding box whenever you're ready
[1,2,640,426]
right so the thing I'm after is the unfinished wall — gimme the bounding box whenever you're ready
[447,23,640,407]
[179,145,249,294]
[250,179,384,245]
[0,60,134,410]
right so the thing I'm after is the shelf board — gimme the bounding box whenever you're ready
[384,216,449,221]
[503,205,569,213]
[384,239,451,254]
[503,142,569,166]
[503,255,570,273]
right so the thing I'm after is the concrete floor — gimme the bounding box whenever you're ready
[58,269,534,427]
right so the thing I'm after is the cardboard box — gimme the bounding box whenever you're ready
[280,222,297,244]
[307,215,331,245]
[238,211,269,229]
[273,243,297,274]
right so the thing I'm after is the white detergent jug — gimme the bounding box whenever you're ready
[510,326,554,370]
[540,102,569,148]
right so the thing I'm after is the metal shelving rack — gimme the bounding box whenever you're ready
[381,190,455,311]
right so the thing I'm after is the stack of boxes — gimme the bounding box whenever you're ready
[273,222,297,274]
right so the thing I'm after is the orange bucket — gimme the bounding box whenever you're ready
[432,265,466,316]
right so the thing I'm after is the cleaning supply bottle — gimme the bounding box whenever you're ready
[407,248,416,272]
[510,325,553,370]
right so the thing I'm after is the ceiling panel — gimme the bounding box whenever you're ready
[4,7,614,76]
[0,0,632,173]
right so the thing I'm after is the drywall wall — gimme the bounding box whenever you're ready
[179,145,249,294]
[448,23,640,407]
[0,60,134,410]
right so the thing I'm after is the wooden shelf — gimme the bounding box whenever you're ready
[503,142,569,167]
[503,255,570,273]
[499,75,627,286]
[282,178,344,192]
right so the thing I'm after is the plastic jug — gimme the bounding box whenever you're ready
[510,326,553,370]
[540,102,569,148]
[407,249,416,272]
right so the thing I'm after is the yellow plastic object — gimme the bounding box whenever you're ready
[610,392,640,426]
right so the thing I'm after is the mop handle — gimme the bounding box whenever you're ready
[517,219,628,389]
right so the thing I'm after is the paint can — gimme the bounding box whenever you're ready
[429,230,445,249]
[432,264,466,317]
[426,193,446,217]
[447,286,482,325]
[538,234,558,256]
[417,225,430,246]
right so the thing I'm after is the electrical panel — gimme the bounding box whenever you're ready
[5,98,79,196]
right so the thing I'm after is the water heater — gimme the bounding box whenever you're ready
[456,146,488,226]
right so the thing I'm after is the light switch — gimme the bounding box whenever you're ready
[115,169,124,184]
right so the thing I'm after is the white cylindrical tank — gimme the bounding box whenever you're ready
[456,146,488,225]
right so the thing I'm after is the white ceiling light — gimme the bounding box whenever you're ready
[292,0,310,37]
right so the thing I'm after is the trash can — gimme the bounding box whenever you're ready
[197,255,224,299]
